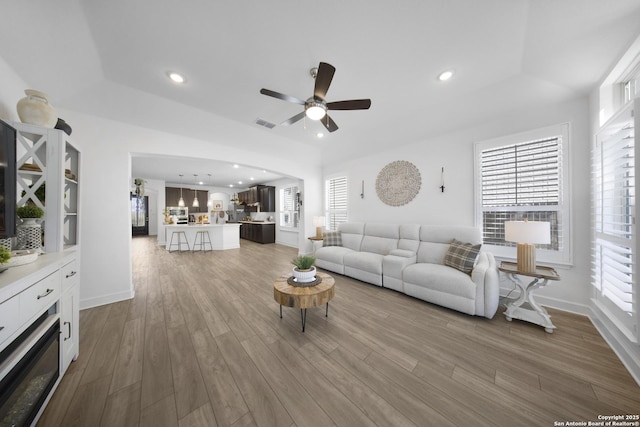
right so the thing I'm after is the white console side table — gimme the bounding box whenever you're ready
[499,261,560,333]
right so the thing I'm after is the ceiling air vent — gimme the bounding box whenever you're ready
[255,118,276,129]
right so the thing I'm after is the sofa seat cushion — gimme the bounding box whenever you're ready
[343,251,385,274]
[403,263,476,299]
[343,251,386,286]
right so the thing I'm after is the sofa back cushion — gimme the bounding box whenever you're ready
[360,223,400,255]
[417,225,482,265]
[338,222,365,251]
[398,224,420,252]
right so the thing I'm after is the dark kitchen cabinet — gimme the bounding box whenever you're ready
[259,186,276,212]
[240,223,275,244]
[238,186,275,212]
[165,187,181,207]
[248,186,259,204]
[189,189,208,213]
[165,187,208,212]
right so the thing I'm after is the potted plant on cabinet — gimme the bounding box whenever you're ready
[16,205,44,251]
[0,247,10,271]
[16,205,44,225]
[291,254,317,283]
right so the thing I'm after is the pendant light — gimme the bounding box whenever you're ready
[192,174,200,208]
[178,174,185,207]
[207,174,213,208]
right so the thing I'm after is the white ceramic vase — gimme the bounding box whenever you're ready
[292,266,316,283]
[16,89,58,128]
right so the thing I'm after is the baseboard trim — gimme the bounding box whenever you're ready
[588,304,640,386]
[275,240,298,248]
[80,288,135,310]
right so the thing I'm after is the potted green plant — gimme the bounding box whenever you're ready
[0,247,11,267]
[17,205,44,224]
[291,254,316,283]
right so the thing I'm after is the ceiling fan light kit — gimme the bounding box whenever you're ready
[260,61,371,133]
[305,99,326,120]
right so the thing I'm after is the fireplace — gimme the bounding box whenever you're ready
[0,314,60,427]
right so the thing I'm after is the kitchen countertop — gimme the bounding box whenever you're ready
[239,221,276,224]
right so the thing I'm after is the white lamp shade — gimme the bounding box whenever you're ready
[504,221,550,245]
[313,216,326,227]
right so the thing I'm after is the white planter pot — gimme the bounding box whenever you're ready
[292,266,316,283]
[16,89,58,128]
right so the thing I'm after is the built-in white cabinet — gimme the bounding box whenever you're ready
[60,258,79,372]
[1,123,81,423]
[0,252,79,425]
[12,122,80,252]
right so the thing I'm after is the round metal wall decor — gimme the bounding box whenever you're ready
[375,160,421,206]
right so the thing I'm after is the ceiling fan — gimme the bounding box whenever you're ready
[260,62,371,133]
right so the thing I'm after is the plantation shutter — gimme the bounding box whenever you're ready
[326,176,347,231]
[481,138,560,207]
[279,185,298,227]
[282,187,295,212]
[592,101,636,338]
[480,137,562,250]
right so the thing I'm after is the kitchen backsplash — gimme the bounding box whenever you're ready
[250,212,275,221]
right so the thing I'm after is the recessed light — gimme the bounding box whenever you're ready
[199,181,203,185]
[317,132,324,138]
[250,177,255,181]
[168,72,185,84]
[229,184,234,187]
[238,181,243,185]
[438,70,454,81]
[233,164,239,169]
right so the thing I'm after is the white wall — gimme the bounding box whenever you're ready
[0,56,27,121]
[324,97,592,311]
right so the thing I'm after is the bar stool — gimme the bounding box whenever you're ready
[168,231,190,252]
[193,230,213,252]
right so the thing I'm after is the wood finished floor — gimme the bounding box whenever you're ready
[38,236,640,427]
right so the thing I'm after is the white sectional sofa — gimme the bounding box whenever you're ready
[314,222,499,319]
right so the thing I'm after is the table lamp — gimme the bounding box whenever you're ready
[313,216,325,239]
[505,220,550,273]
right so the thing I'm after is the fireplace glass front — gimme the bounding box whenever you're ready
[0,318,60,427]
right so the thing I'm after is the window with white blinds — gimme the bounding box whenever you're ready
[592,101,637,341]
[325,176,347,231]
[279,185,298,228]
[474,124,571,264]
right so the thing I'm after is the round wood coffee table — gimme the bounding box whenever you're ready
[273,271,335,332]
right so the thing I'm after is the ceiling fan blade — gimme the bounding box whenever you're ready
[327,99,372,110]
[314,62,336,100]
[280,111,306,126]
[322,114,339,133]
[260,88,305,105]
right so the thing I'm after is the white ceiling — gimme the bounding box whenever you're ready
[131,154,289,189]
[2,0,640,183]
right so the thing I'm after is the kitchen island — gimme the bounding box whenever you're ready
[164,223,241,251]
